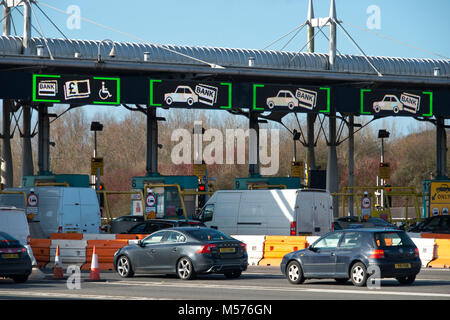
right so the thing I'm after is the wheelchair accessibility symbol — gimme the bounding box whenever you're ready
[99,81,112,100]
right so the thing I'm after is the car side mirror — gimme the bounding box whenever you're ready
[137,240,145,247]
[308,245,317,252]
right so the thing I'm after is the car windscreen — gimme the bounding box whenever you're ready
[0,232,22,248]
[185,229,234,242]
[374,231,415,247]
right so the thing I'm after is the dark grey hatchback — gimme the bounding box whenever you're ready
[113,227,248,280]
[281,229,421,287]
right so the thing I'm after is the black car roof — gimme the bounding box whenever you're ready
[336,228,401,233]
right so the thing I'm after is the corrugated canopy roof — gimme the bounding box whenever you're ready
[0,35,449,78]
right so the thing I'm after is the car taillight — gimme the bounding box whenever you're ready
[415,248,420,258]
[331,222,334,231]
[240,243,247,253]
[369,249,385,259]
[26,235,31,245]
[21,248,26,253]
[58,226,62,233]
[290,221,296,236]
[197,244,216,254]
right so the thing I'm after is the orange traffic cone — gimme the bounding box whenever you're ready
[53,245,64,279]
[89,246,100,281]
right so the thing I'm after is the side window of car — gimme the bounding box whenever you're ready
[130,223,146,233]
[142,231,165,245]
[146,223,161,234]
[313,232,342,250]
[166,231,186,243]
[339,232,362,249]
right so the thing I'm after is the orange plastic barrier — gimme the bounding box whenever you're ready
[115,234,148,240]
[258,236,308,266]
[421,233,450,239]
[30,239,51,268]
[50,233,83,240]
[427,239,450,268]
[82,240,130,271]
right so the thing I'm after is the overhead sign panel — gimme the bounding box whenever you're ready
[252,84,330,113]
[149,79,232,110]
[360,89,433,117]
[32,74,120,105]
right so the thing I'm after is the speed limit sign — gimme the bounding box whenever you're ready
[27,193,39,207]
[145,193,156,208]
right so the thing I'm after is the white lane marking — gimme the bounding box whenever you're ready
[0,289,168,300]
[100,280,450,299]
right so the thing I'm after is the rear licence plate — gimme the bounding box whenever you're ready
[220,248,235,253]
[395,263,411,269]
[2,254,19,259]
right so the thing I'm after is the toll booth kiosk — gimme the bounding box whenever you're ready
[422,179,450,218]
[234,176,303,190]
[130,175,198,219]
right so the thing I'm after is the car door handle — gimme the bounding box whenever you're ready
[330,252,335,256]
[172,248,177,252]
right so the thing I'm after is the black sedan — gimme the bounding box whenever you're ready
[123,219,205,234]
[281,229,421,287]
[0,232,32,283]
[113,227,248,280]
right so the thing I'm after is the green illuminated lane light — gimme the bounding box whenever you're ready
[319,87,331,113]
[219,82,232,109]
[422,91,433,117]
[149,79,162,107]
[32,74,61,103]
[360,89,372,115]
[93,77,121,105]
[253,84,265,111]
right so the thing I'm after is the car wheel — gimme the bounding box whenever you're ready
[350,262,368,287]
[12,274,29,283]
[177,257,196,280]
[286,261,305,284]
[187,98,194,106]
[373,105,380,113]
[288,102,295,110]
[165,96,173,105]
[116,255,134,278]
[267,101,275,109]
[396,275,416,285]
[393,106,399,113]
[224,270,242,279]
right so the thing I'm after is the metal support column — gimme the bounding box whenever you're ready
[348,115,355,216]
[21,106,34,180]
[327,111,339,217]
[436,117,447,178]
[1,100,13,188]
[37,104,50,175]
[249,111,260,177]
[146,106,158,176]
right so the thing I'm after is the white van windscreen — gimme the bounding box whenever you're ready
[0,194,26,209]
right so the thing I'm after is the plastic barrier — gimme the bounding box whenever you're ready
[427,239,450,268]
[82,239,130,271]
[49,240,87,268]
[411,238,436,267]
[50,233,83,240]
[420,233,450,239]
[30,239,51,269]
[231,235,265,266]
[258,236,308,266]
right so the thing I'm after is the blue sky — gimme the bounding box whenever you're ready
[21,0,449,60]
[6,0,449,136]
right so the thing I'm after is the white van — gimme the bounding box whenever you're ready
[197,189,333,236]
[0,206,36,265]
[0,187,101,238]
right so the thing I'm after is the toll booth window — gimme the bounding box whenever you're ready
[165,188,183,218]
[0,194,26,209]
